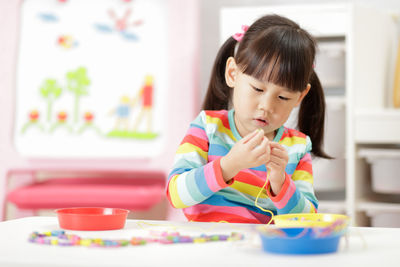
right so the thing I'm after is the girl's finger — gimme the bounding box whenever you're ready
[253,137,269,156]
[270,147,286,158]
[269,142,284,151]
[266,160,281,169]
[246,129,265,149]
[268,155,285,165]
[242,129,260,144]
[270,143,287,156]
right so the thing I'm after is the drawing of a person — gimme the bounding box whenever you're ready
[109,95,131,131]
[132,75,154,133]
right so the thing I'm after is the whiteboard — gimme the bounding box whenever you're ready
[14,0,168,158]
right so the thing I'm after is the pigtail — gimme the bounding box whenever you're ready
[298,70,332,159]
[202,37,237,110]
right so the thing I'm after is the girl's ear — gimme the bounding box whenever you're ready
[295,83,311,106]
[225,57,238,88]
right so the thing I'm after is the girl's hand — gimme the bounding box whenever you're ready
[266,142,289,195]
[220,129,270,182]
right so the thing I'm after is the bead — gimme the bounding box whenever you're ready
[179,236,193,243]
[104,240,113,246]
[80,239,92,246]
[58,239,73,246]
[159,239,173,244]
[130,238,139,245]
[219,235,229,241]
[210,235,219,241]
[119,240,129,246]
[109,241,119,247]
[193,237,206,243]
[51,230,64,236]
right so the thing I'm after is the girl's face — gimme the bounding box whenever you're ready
[225,57,310,141]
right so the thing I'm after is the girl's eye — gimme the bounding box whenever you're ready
[252,86,263,92]
[279,96,290,101]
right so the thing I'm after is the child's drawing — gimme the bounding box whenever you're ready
[15,0,168,158]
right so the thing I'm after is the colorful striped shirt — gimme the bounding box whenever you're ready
[167,109,318,224]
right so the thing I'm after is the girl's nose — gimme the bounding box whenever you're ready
[258,95,274,113]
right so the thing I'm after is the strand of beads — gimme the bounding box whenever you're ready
[28,230,244,248]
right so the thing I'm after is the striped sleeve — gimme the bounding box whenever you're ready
[265,136,318,214]
[166,111,230,209]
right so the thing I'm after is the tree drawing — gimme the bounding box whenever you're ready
[66,66,90,123]
[40,78,62,122]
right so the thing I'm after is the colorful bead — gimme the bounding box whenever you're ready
[80,239,92,246]
[218,235,229,241]
[210,235,219,241]
[51,230,64,236]
[28,230,244,248]
[119,240,129,246]
[193,237,206,243]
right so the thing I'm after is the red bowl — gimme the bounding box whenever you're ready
[55,207,129,231]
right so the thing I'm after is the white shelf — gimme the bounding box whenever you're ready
[355,109,400,143]
[359,148,400,160]
[358,201,400,213]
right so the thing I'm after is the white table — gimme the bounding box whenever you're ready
[0,216,399,267]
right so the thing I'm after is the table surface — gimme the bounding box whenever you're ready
[0,216,399,267]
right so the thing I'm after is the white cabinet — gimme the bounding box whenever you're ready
[221,3,400,226]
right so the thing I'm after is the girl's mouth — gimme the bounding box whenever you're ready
[254,118,268,127]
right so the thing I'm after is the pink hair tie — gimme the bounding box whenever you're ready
[232,25,249,42]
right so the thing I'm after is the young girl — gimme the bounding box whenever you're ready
[167,14,330,224]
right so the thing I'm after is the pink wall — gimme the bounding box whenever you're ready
[0,0,200,220]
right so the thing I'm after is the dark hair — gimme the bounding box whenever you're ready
[203,14,331,159]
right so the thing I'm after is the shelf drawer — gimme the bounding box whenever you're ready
[358,148,400,194]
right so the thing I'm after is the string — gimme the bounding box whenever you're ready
[254,174,310,240]
[254,173,275,225]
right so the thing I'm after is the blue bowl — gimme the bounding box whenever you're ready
[259,227,344,255]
